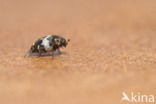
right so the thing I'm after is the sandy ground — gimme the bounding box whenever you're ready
[0,0,156,104]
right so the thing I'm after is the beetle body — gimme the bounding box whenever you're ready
[25,35,70,57]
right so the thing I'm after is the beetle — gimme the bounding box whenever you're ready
[24,34,70,57]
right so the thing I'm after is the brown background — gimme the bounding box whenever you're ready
[0,0,156,104]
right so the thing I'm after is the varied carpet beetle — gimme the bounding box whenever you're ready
[25,34,70,57]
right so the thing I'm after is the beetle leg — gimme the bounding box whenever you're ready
[57,48,61,54]
[51,51,54,58]
[38,50,42,57]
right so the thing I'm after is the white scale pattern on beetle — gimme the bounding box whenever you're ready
[41,35,53,51]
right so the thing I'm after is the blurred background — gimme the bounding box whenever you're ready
[0,0,156,104]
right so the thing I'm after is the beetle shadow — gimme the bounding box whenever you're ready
[27,51,67,57]
[41,51,66,57]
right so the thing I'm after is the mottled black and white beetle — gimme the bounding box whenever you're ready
[24,35,70,57]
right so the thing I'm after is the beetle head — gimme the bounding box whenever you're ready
[54,37,70,48]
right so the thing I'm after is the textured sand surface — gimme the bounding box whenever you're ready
[0,0,156,104]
